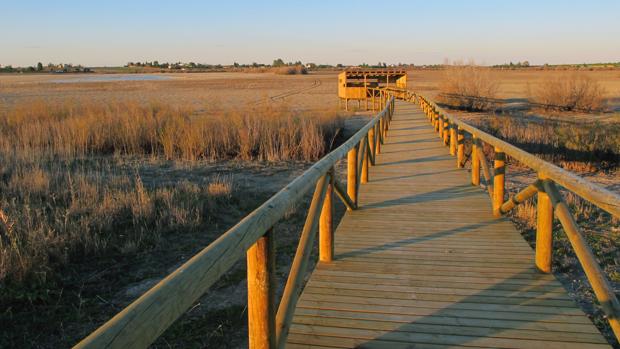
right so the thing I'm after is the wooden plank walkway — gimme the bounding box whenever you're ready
[286,101,610,348]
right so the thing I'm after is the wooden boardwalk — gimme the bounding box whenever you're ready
[286,101,610,348]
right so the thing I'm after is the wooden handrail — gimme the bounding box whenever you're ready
[477,147,494,199]
[543,181,620,338]
[419,94,620,218]
[498,180,541,214]
[74,95,396,348]
[333,177,356,211]
[275,175,329,347]
[410,91,620,341]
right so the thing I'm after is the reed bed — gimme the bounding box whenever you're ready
[474,115,620,169]
[0,99,343,287]
[0,99,342,162]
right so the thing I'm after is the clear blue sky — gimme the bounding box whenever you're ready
[2,0,619,67]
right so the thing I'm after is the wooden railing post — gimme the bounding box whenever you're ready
[374,122,381,155]
[438,115,444,136]
[319,172,334,262]
[276,176,329,347]
[361,136,370,184]
[247,228,276,349]
[449,123,457,156]
[543,181,620,339]
[493,147,506,216]
[368,127,375,166]
[443,120,450,146]
[457,127,465,168]
[536,176,553,273]
[471,136,480,186]
[347,147,358,209]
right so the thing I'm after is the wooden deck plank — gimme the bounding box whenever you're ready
[286,101,610,348]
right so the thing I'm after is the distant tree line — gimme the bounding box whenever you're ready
[492,61,620,70]
[125,61,225,70]
[492,61,531,69]
[0,62,91,73]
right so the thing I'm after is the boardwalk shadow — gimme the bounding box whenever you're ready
[389,125,428,131]
[378,146,442,154]
[386,138,436,146]
[348,269,604,348]
[377,155,448,167]
[336,220,498,260]
[370,169,458,183]
[362,184,479,209]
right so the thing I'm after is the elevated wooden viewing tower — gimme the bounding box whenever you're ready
[75,87,620,348]
[338,68,407,110]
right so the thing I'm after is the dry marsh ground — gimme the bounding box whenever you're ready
[0,69,619,347]
[0,72,354,347]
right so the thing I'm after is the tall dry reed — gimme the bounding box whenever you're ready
[0,99,342,162]
[0,99,343,287]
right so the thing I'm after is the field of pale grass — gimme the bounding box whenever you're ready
[0,97,343,284]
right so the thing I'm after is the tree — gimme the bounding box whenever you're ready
[36,62,43,71]
[272,58,285,67]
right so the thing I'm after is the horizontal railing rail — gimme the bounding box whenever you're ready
[74,95,396,348]
[407,90,620,341]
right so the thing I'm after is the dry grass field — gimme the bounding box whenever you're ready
[0,69,619,347]
[0,71,355,348]
[411,69,620,104]
[0,71,337,114]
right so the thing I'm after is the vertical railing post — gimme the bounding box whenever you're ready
[536,176,553,273]
[443,120,450,146]
[319,171,334,263]
[382,112,388,140]
[247,229,276,349]
[449,123,457,155]
[361,136,370,184]
[457,127,465,168]
[493,147,506,216]
[374,122,381,155]
[347,147,358,209]
[438,114,444,136]
[471,136,480,186]
[368,127,375,166]
[371,92,375,111]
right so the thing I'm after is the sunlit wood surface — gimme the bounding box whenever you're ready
[286,101,610,348]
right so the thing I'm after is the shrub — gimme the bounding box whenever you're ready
[273,65,308,75]
[438,63,499,111]
[530,73,607,112]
